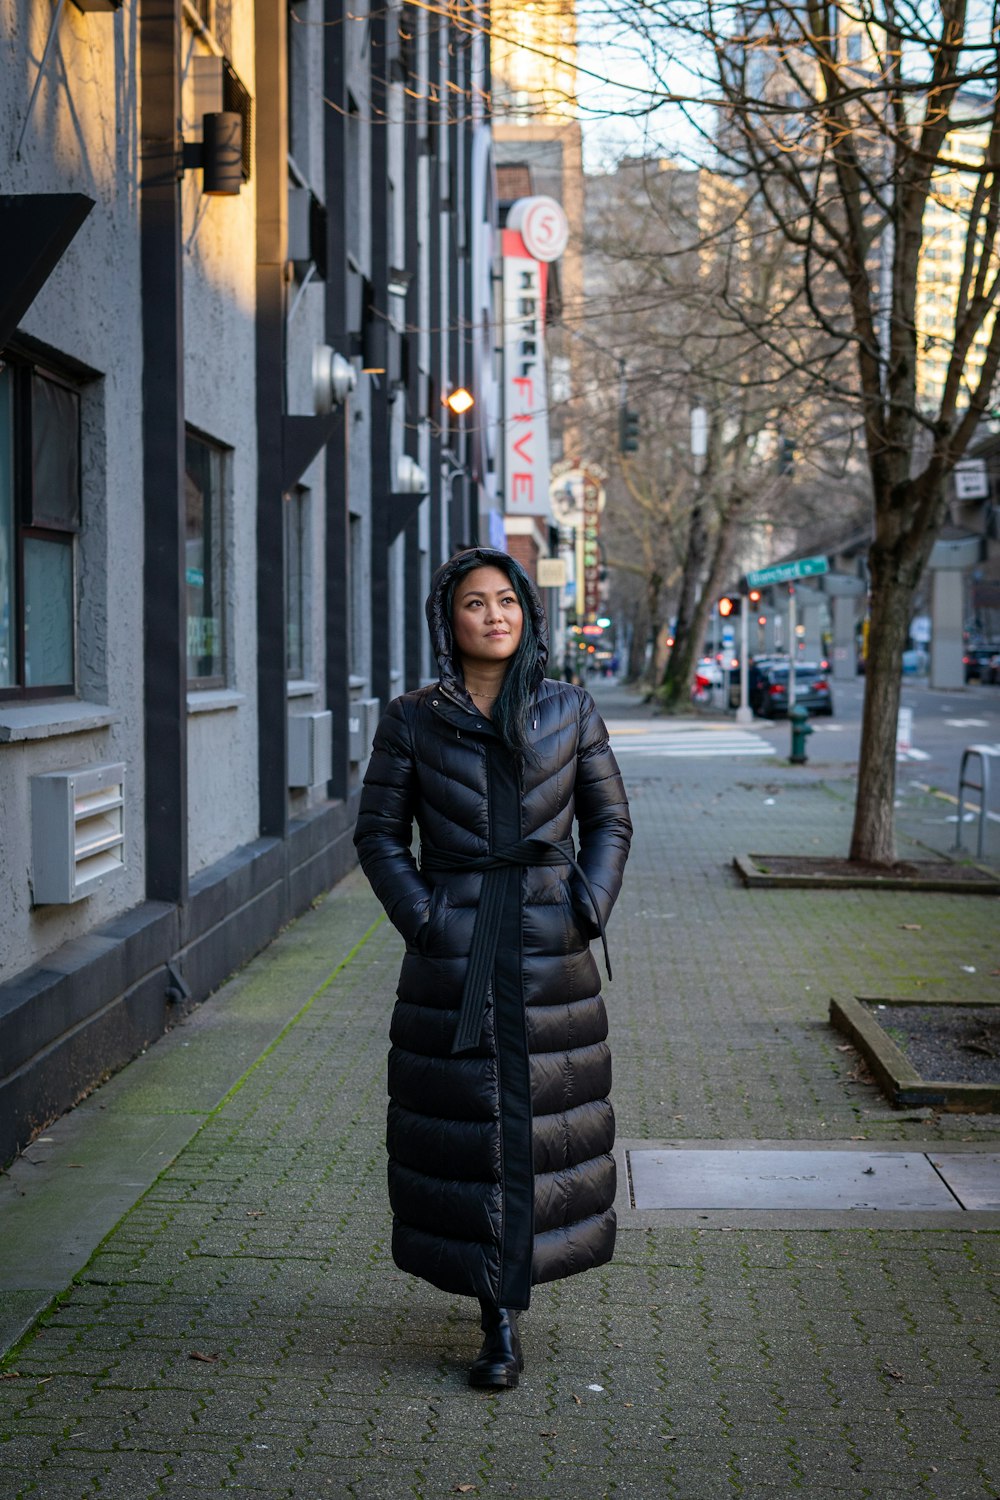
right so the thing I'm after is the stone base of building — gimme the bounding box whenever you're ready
[0,795,361,1168]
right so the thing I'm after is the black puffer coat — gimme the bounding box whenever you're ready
[354,549,631,1309]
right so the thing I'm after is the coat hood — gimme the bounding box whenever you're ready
[425,547,548,695]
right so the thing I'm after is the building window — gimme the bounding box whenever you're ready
[185,431,227,687]
[0,355,81,699]
[285,485,308,679]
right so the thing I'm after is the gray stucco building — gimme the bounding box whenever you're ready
[0,0,496,1162]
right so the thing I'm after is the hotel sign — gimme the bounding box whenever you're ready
[501,222,554,517]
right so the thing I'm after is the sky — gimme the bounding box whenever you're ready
[573,2,715,173]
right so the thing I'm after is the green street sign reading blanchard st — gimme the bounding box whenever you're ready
[746,555,830,589]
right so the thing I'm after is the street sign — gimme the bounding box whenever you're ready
[536,557,566,588]
[954,460,989,501]
[746,555,830,589]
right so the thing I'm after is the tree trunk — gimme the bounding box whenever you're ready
[848,533,918,864]
[660,497,709,707]
[641,571,663,689]
[661,489,743,709]
[625,600,647,682]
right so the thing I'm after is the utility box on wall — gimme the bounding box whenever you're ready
[30,763,126,905]
[288,711,333,788]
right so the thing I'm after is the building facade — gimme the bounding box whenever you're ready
[0,0,496,1162]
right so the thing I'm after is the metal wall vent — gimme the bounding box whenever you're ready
[222,60,253,182]
[31,763,126,905]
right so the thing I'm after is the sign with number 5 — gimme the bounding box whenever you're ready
[506,195,569,263]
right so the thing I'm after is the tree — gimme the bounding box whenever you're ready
[578,154,850,703]
[592,0,1000,863]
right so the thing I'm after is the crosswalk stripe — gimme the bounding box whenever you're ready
[614,745,776,757]
[608,724,776,758]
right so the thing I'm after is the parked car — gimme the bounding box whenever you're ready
[964,645,1000,683]
[750,661,834,717]
[692,656,739,701]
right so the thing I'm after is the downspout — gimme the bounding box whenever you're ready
[255,0,290,839]
[140,0,189,904]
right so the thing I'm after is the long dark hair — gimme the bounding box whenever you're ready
[446,552,541,763]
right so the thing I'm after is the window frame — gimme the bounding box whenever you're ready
[0,352,82,703]
[284,483,309,681]
[184,427,230,691]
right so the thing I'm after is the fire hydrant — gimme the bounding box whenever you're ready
[789,704,813,764]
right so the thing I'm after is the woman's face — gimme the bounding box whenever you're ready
[451,565,524,672]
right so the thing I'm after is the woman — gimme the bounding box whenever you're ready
[354,547,631,1390]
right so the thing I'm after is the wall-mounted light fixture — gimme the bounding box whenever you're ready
[443,387,474,416]
[396,455,429,494]
[182,112,244,196]
[387,266,413,299]
[312,345,357,413]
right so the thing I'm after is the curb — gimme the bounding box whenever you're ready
[830,994,1000,1113]
[734,852,1000,892]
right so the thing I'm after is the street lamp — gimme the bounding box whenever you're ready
[444,387,474,416]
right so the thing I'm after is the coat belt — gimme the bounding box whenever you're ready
[420,838,612,1055]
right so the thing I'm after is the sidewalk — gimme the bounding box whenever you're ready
[2,682,998,1499]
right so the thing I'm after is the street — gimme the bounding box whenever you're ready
[740,674,1000,817]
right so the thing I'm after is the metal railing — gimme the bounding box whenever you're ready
[955,745,999,859]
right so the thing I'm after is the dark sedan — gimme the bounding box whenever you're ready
[751,661,834,718]
[964,645,1000,683]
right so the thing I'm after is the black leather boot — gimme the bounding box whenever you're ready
[469,1302,524,1389]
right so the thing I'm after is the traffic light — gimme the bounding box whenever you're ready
[619,406,640,453]
[718,595,740,617]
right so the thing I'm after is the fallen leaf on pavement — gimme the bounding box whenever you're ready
[0,1372,21,1381]
[899,924,922,931]
[454,1486,477,1494]
[189,1351,220,1364]
[572,1393,582,1405]
[539,1430,557,1437]
[881,1365,904,1381]
[836,1043,853,1052]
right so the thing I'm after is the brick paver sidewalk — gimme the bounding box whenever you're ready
[1,682,998,1498]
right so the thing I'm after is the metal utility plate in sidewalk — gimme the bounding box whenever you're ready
[627,1147,1000,1212]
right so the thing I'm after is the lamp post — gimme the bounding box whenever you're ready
[691,406,725,708]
